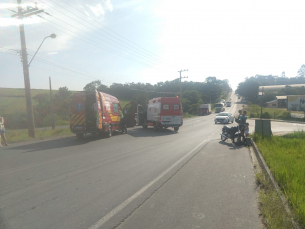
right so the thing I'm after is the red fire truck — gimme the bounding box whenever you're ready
[70,91,135,139]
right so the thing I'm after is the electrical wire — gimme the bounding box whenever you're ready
[39,0,168,66]
[50,0,171,64]
[1,51,180,94]
[0,50,109,83]
[36,16,156,68]
[35,0,169,67]
[45,12,164,66]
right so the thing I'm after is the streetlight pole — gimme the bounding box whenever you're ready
[28,33,56,67]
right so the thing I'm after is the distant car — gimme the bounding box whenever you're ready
[214,112,234,124]
[226,102,231,107]
[238,96,240,99]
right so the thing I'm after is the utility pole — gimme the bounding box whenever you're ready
[12,0,44,138]
[49,77,55,130]
[178,69,188,100]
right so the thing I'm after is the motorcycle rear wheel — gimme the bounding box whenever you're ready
[233,133,245,146]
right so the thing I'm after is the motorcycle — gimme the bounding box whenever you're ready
[220,125,245,146]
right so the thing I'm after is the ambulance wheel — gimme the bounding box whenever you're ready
[107,125,112,138]
[76,133,84,139]
[174,127,179,132]
[153,122,158,131]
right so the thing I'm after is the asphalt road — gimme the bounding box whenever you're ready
[0,94,302,229]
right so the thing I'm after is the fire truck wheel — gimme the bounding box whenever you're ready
[174,127,179,132]
[76,133,84,139]
[107,125,112,138]
[153,122,158,131]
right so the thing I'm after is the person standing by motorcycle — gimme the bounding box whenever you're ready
[239,111,248,134]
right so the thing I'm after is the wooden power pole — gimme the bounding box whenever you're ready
[12,0,44,137]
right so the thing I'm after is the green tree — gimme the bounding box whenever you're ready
[297,64,305,78]
[237,79,259,103]
[83,80,102,91]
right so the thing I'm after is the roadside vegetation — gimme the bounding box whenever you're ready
[253,132,305,228]
[255,171,294,229]
[236,70,305,122]
[1,76,230,130]
[246,104,302,121]
[5,127,72,143]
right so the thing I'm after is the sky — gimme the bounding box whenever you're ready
[1,0,305,92]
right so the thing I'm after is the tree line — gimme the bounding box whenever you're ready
[236,64,305,105]
[6,77,230,129]
[83,76,231,114]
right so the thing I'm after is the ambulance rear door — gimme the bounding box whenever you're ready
[70,92,86,131]
[123,102,136,127]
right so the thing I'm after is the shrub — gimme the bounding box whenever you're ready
[262,112,271,119]
[281,111,291,119]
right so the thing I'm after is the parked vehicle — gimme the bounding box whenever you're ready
[221,99,226,106]
[215,103,225,113]
[70,91,135,139]
[220,125,245,146]
[226,101,231,107]
[199,104,211,115]
[141,97,183,131]
[214,112,234,124]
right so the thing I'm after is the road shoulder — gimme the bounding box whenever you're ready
[116,140,262,229]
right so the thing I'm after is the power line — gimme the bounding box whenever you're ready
[37,16,157,68]
[0,50,109,83]
[44,11,164,67]
[39,0,169,66]
[59,0,171,64]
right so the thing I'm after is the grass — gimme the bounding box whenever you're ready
[247,104,305,121]
[253,132,305,227]
[4,128,72,143]
[255,171,294,229]
[183,112,197,118]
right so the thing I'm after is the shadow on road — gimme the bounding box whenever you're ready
[4,134,110,153]
[127,127,178,138]
[218,140,245,150]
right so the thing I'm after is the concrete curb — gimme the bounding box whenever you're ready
[250,138,301,229]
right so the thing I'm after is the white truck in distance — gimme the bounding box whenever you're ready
[215,103,225,113]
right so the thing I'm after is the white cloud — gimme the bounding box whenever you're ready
[88,4,105,17]
[105,0,113,12]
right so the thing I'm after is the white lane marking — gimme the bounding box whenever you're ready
[88,139,210,229]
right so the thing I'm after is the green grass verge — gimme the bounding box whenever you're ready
[183,112,196,118]
[247,104,305,121]
[253,132,305,227]
[255,171,294,229]
[5,128,72,143]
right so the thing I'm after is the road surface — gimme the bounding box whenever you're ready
[0,94,303,229]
